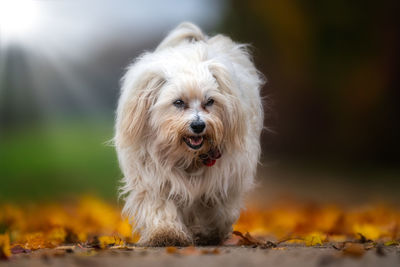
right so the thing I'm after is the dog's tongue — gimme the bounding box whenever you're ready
[189,136,203,146]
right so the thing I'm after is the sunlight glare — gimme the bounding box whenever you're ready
[0,0,39,41]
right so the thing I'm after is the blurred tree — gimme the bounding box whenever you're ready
[221,0,400,165]
[0,46,40,128]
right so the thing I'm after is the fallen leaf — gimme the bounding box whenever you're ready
[304,232,325,246]
[342,243,365,258]
[232,231,276,248]
[10,244,31,254]
[98,236,122,249]
[0,234,11,260]
[354,224,381,241]
[201,248,220,255]
[23,233,44,250]
[384,240,399,246]
[165,246,178,254]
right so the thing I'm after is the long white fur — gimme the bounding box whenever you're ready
[115,22,264,246]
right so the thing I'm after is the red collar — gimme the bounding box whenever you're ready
[199,148,221,167]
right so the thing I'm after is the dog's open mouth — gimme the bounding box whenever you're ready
[183,136,204,150]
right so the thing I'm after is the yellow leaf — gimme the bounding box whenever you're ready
[98,236,122,249]
[47,227,66,245]
[23,232,47,250]
[0,234,11,259]
[116,219,135,242]
[353,224,382,241]
[384,240,399,246]
[304,232,325,246]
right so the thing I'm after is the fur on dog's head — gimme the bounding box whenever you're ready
[115,23,246,169]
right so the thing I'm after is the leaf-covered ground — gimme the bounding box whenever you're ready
[1,196,400,265]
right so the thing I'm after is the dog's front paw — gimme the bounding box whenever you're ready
[194,235,223,246]
[140,228,192,247]
[193,228,231,246]
[193,232,227,246]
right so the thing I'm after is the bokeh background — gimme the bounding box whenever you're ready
[1,0,399,204]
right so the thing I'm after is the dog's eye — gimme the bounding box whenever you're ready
[205,98,214,107]
[173,99,185,108]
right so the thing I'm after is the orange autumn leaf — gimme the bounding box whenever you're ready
[304,232,325,246]
[353,224,383,241]
[98,236,123,249]
[342,243,365,258]
[165,246,178,254]
[0,234,11,259]
[232,231,276,248]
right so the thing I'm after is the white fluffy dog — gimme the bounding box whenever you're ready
[115,22,264,246]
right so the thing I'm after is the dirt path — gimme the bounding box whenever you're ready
[2,245,399,267]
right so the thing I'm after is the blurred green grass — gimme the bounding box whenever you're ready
[0,120,121,201]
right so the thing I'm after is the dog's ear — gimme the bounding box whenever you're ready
[156,22,205,51]
[116,72,165,148]
[209,62,246,151]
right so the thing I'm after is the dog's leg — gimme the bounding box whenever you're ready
[188,197,241,246]
[126,193,192,247]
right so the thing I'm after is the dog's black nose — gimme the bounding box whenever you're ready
[190,120,206,133]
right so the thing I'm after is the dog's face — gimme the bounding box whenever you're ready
[117,59,246,167]
[150,70,225,156]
